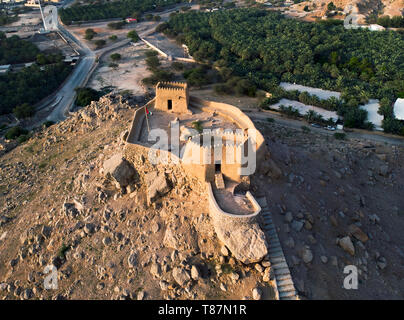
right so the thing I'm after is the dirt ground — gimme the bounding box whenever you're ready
[88,42,150,95]
[8,11,42,27]
[30,32,78,57]
[253,119,404,299]
[67,20,135,51]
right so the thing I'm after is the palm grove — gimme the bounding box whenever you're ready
[0,32,72,117]
[158,9,404,134]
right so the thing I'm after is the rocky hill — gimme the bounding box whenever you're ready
[1,93,404,300]
[253,116,404,299]
[292,0,403,23]
[0,95,275,300]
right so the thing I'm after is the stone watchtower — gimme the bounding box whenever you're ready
[155,82,189,113]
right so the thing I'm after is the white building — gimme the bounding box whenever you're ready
[393,98,404,120]
[359,24,386,31]
[0,64,11,74]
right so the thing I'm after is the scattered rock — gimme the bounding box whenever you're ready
[163,218,199,253]
[348,224,369,243]
[252,287,262,300]
[127,251,137,268]
[22,288,33,300]
[62,202,81,218]
[150,263,162,278]
[285,212,293,223]
[145,171,171,204]
[377,257,387,270]
[84,223,95,235]
[191,265,200,281]
[291,220,304,232]
[102,237,112,246]
[301,247,313,264]
[338,236,355,256]
[172,267,191,287]
[151,222,160,233]
[137,290,145,300]
[103,153,137,188]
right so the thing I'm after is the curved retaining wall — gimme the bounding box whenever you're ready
[206,182,261,225]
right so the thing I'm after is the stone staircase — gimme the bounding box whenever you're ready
[258,198,299,300]
[215,173,225,190]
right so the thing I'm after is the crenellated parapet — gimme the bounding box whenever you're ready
[155,81,189,113]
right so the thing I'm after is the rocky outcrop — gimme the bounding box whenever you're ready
[212,219,268,264]
[145,171,171,204]
[103,153,137,188]
[259,155,282,179]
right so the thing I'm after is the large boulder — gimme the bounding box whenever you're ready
[213,220,268,264]
[259,156,282,179]
[103,153,136,188]
[145,171,171,204]
[172,267,191,287]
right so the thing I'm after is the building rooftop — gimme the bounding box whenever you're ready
[394,98,404,121]
[136,107,239,147]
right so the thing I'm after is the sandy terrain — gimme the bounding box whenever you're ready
[8,11,42,27]
[67,20,134,51]
[88,42,150,95]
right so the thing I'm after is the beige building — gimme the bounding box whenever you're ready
[155,82,189,113]
[182,130,252,183]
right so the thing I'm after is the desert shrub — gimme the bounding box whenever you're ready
[5,126,28,140]
[107,21,125,30]
[192,120,203,133]
[84,28,96,40]
[127,30,140,42]
[334,132,346,140]
[75,87,101,107]
[94,39,106,48]
[110,53,122,61]
[13,103,34,119]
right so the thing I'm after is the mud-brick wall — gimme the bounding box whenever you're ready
[155,87,189,113]
[127,99,155,143]
[189,96,268,167]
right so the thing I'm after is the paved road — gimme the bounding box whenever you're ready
[248,110,404,147]
[43,3,190,123]
[45,20,96,122]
